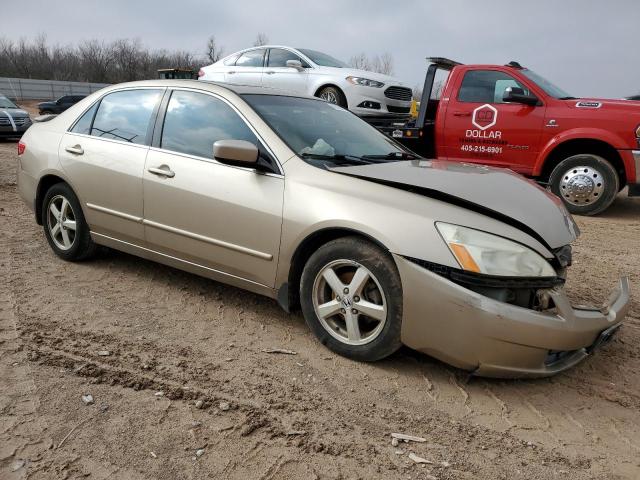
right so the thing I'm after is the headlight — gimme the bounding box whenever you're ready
[346,76,385,88]
[436,223,556,277]
[635,125,640,137]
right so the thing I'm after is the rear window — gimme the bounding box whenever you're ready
[70,102,98,135]
[223,53,240,66]
[90,89,162,145]
[235,49,266,68]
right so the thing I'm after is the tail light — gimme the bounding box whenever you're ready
[17,141,26,156]
[197,69,205,78]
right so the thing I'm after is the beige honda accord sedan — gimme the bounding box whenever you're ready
[16,80,630,377]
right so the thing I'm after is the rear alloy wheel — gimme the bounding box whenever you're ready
[317,86,347,108]
[42,183,97,261]
[300,236,402,361]
[549,154,619,215]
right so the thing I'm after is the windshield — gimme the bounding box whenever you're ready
[242,94,412,164]
[520,69,573,99]
[297,49,347,68]
[0,96,18,108]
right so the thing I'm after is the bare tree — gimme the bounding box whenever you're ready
[348,52,370,71]
[253,33,269,47]
[412,85,423,102]
[206,35,224,63]
[349,52,394,75]
[0,35,205,83]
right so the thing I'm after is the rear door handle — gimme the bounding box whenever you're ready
[65,144,84,155]
[148,165,175,178]
[265,71,276,75]
[452,111,471,117]
[227,71,236,74]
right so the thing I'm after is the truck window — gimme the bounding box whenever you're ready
[458,70,529,104]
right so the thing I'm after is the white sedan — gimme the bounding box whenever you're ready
[198,46,412,117]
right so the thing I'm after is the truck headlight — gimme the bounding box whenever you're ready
[346,76,385,88]
[436,223,556,277]
[635,125,640,137]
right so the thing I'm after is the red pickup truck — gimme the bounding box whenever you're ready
[378,58,640,215]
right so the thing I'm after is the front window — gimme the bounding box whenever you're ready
[243,94,412,164]
[0,96,18,108]
[296,49,347,68]
[458,70,530,104]
[161,90,259,159]
[520,69,573,99]
[268,48,309,68]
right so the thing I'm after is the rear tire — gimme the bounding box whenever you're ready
[316,86,347,109]
[300,236,402,361]
[549,154,619,216]
[42,182,97,261]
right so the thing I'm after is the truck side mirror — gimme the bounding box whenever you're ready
[503,87,539,106]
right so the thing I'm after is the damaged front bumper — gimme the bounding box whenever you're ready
[394,254,630,378]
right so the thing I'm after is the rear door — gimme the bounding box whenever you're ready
[58,88,164,244]
[262,48,309,94]
[142,89,284,286]
[442,69,545,174]
[226,48,266,87]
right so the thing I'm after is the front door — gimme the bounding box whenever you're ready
[443,69,545,174]
[262,48,309,94]
[142,89,284,287]
[58,88,164,244]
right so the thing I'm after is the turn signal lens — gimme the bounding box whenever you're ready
[17,141,25,156]
[449,243,481,273]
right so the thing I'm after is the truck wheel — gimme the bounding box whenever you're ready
[300,236,402,361]
[317,86,347,108]
[549,154,619,216]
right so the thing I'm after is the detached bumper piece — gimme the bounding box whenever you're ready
[395,254,630,378]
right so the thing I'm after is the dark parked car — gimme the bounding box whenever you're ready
[0,94,31,139]
[37,95,86,114]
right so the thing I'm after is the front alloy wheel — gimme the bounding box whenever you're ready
[312,259,387,345]
[300,236,403,361]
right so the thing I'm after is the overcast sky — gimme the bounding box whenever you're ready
[3,0,639,97]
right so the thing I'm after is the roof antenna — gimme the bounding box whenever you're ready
[506,61,523,69]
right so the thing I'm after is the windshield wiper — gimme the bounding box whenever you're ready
[361,152,418,160]
[558,96,578,100]
[300,153,373,165]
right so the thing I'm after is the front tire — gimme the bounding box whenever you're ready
[42,182,97,261]
[316,86,347,108]
[300,236,402,361]
[549,154,619,215]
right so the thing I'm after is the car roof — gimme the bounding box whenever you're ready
[100,79,320,101]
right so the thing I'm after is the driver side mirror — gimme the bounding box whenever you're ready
[213,140,259,166]
[286,59,304,71]
[503,87,539,106]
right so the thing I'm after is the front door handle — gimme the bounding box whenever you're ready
[65,144,84,155]
[148,165,175,178]
[452,111,471,117]
[227,71,236,74]
[265,71,276,75]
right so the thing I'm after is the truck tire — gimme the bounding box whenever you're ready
[316,86,347,108]
[549,154,619,216]
[300,236,402,361]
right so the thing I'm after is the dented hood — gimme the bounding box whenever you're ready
[330,159,579,249]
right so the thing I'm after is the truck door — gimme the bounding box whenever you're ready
[442,69,545,174]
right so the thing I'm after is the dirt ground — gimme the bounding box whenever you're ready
[1,110,639,479]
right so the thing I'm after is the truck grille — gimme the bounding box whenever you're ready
[384,86,412,101]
